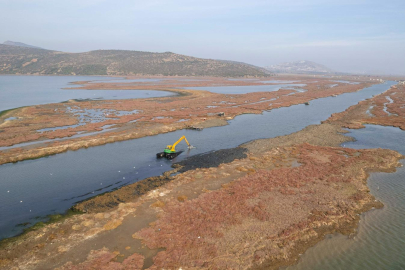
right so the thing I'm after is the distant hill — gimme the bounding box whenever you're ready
[0,44,269,77]
[265,60,334,74]
[3,41,43,49]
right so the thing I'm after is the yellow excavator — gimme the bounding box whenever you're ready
[156,136,193,159]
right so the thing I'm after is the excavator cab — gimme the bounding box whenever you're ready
[164,145,175,154]
[157,136,193,159]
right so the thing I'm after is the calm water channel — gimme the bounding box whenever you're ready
[285,125,405,270]
[0,76,173,112]
[0,80,395,242]
[185,83,306,94]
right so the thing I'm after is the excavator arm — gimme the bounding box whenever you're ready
[167,135,190,152]
[184,137,190,147]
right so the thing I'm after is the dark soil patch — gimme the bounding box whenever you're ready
[175,147,248,173]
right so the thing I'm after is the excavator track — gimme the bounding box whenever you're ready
[156,151,182,159]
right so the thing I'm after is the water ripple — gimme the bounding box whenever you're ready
[285,126,405,270]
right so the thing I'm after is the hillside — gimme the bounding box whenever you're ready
[3,41,43,49]
[265,60,333,74]
[0,44,269,77]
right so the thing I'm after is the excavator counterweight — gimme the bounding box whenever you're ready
[156,136,193,159]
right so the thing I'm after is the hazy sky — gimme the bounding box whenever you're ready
[1,0,404,75]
